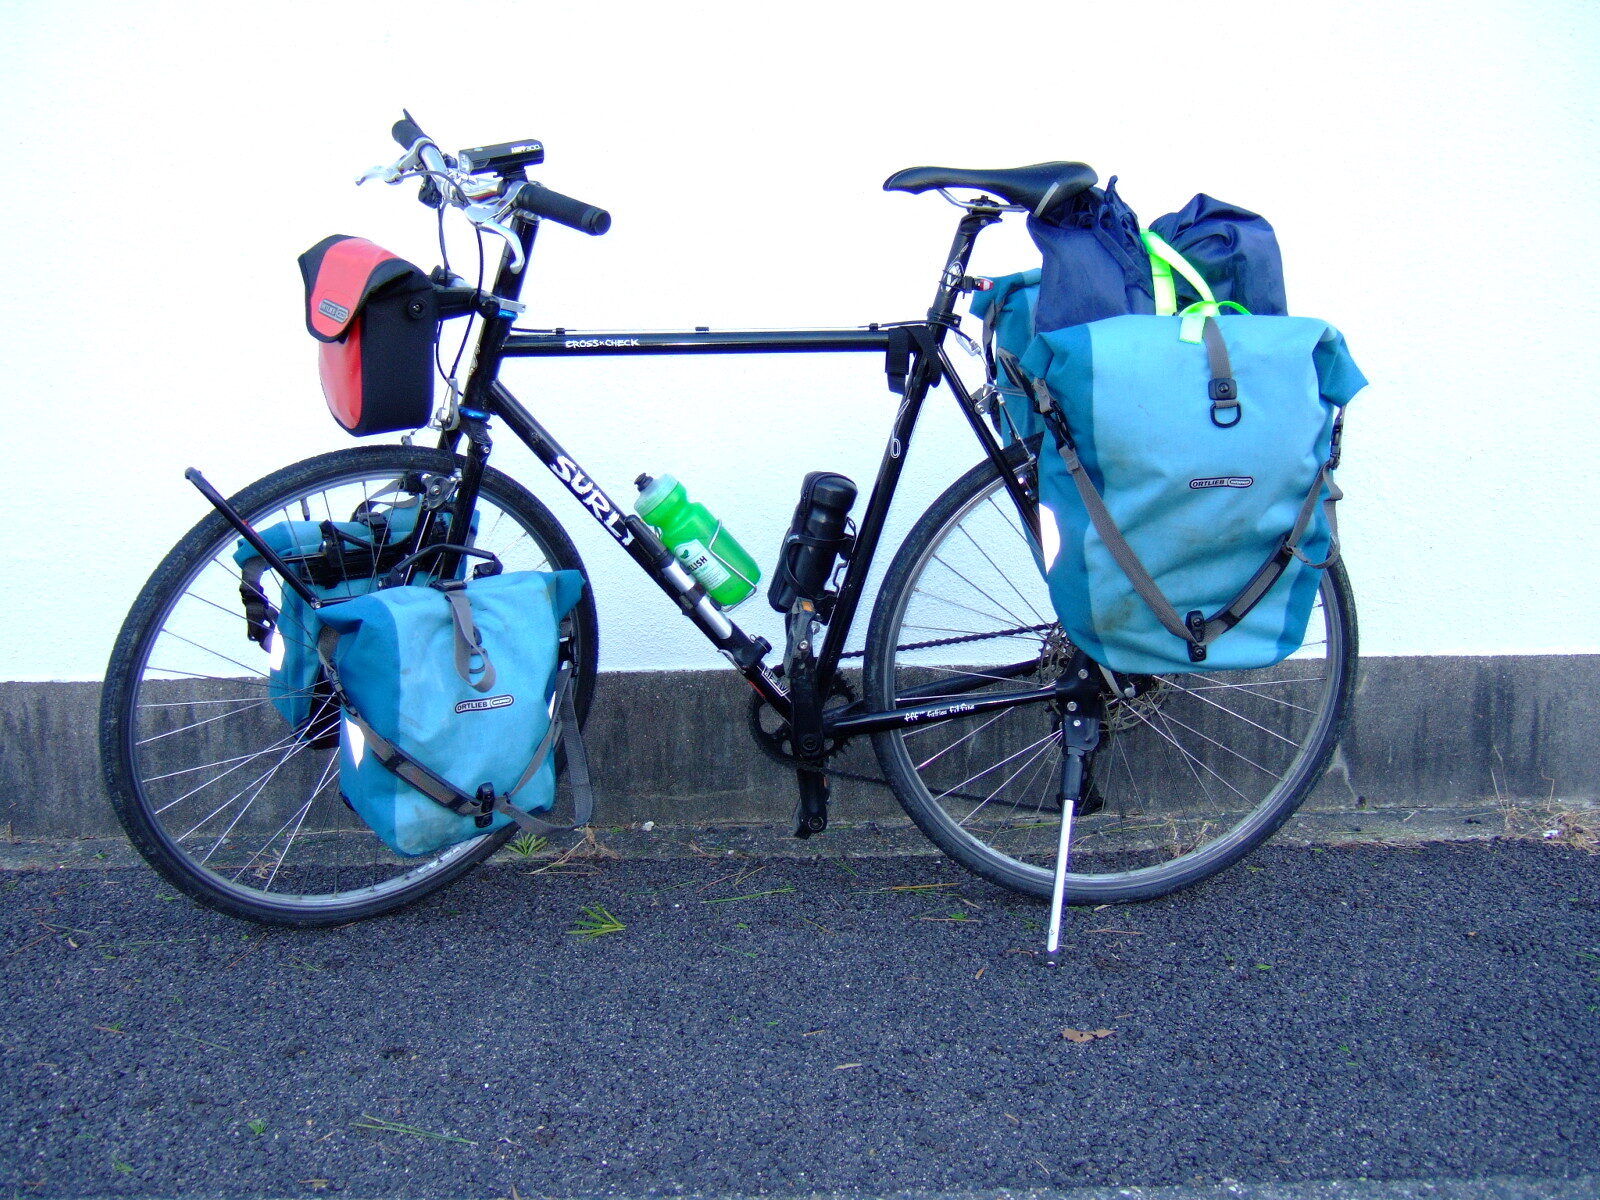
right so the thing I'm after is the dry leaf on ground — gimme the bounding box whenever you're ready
[1062,1027,1115,1043]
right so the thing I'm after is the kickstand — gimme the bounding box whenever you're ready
[1044,708,1101,966]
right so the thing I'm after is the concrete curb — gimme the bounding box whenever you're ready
[5,653,1598,840]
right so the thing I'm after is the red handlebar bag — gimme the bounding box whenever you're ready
[299,235,438,436]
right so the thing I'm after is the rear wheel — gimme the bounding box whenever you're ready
[100,445,597,927]
[864,447,1356,903]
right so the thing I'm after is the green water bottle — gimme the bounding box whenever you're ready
[633,473,761,608]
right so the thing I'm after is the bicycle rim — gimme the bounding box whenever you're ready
[865,454,1355,903]
[101,446,594,925]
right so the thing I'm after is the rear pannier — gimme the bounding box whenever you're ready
[299,235,437,436]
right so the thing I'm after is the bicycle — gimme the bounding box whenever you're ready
[99,116,1357,930]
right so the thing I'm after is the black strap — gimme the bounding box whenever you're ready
[237,557,277,647]
[885,326,913,396]
[1201,317,1240,427]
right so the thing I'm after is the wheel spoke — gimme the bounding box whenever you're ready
[864,450,1351,902]
[1167,680,1306,747]
[954,732,1060,828]
[910,706,1011,758]
[135,695,289,745]
[105,448,596,924]
[156,629,272,682]
[933,728,1058,807]
[956,521,1048,625]
[152,725,307,816]
[930,549,1034,630]
[1151,697,1291,779]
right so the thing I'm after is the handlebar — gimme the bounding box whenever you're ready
[366,111,611,252]
[391,114,429,151]
[510,182,611,236]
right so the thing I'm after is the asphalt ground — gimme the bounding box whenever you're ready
[2,837,1597,1199]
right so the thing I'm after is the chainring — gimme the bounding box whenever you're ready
[747,667,859,767]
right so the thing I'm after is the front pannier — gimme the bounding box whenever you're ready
[233,507,423,734]
[299,235,438,436]
[319,568,588,857]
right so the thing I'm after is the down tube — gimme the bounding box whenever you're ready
[485,381,792,713]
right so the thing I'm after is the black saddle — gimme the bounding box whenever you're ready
[883,162,1097,222]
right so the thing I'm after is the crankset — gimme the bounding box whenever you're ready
[746,665,857,767]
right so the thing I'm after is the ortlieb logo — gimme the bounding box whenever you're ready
[318,298,351,323]
[454,694,515,714]
[1189,476,1255,490]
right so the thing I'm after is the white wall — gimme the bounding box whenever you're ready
[2,0,1595,680]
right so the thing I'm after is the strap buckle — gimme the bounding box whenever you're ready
[473,783,497,828]
[1209,377,1241,427]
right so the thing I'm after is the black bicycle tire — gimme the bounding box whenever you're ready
[863,446,1357,904]
[100,445,598,927]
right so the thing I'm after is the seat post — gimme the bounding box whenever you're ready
[927,206,1003,327]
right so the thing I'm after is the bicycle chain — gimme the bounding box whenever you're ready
[754,621,1059,790]
[835,621,1055,661]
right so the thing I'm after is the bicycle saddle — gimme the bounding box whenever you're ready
[883,162,1096,222]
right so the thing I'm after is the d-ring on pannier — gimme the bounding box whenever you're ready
[299,234,438,436]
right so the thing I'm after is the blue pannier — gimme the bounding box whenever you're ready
[234,507,423,730]
[235,503,482,733]
[319,569,586,857]
[1019,312,1366,674]
[968,268,1045,445]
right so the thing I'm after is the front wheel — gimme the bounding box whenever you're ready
[100,445,598,927]
[864,446,1357,904]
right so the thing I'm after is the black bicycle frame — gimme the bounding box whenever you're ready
[438,205,1056,741]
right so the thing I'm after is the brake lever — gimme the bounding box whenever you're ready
[356,160,404,186]
[356,138,435,187]
[464,201,526,273]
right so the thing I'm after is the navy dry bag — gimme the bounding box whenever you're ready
[1147,194,1288,316]
[1027,177,1155,333]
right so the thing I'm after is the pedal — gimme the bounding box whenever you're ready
[793,769,830,838]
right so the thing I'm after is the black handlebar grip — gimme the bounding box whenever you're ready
[392,112,429,150]
[512,183,611,235]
